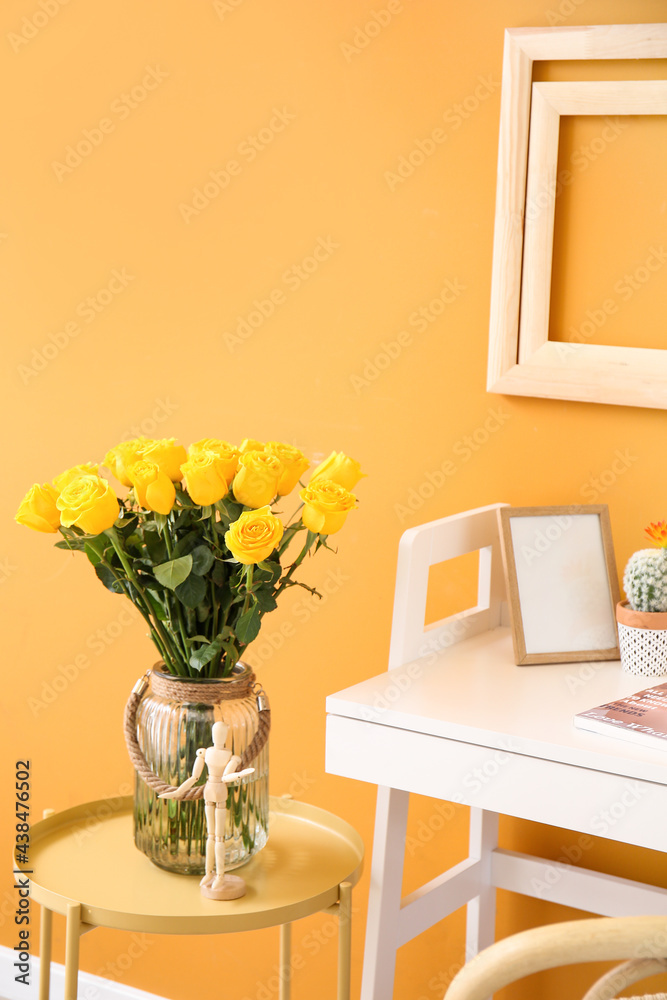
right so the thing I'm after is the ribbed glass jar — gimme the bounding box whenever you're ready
[133,662,269,874]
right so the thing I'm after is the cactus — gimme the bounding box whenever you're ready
[624,522,667,613]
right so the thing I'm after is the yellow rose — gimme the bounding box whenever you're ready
[128,460,176,515]
[239,438,265,455]
[56,475,119,534]
[299,480,357,535]
[232,452,282,508]
[309,451,365,491]
[225,506,284,564]
[104,437,151,487]
[52,462,99,493]
[15,483,61,533]
[189,439,239,484]
[142,438,187,481]
[181,452,229,506]
[265,442,310,496]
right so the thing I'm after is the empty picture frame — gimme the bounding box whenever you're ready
[497,505,621,665]
[487,24,667,409]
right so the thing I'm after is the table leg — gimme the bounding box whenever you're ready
[337,881,352,1000]
[279,922,292,1000]
[360,785,410,1000]
[465,808,499,959]
[64,902,81,1000]
[39,905,52,1000]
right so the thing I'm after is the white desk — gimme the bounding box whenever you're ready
[326,626,667,999]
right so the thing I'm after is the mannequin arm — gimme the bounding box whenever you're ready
[159,748,206,799]
[223,755,242,776]
[221,767,255,784]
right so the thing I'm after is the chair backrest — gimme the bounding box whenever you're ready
[445,915,667,1000]
[388,503,509,670]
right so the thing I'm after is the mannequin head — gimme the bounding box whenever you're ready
[212,721,229,749]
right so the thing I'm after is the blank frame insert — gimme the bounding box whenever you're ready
[498,505,621,665]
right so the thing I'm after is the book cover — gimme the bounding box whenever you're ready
[574,682,667,751]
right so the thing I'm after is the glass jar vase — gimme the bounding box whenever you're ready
[132,662,269,874]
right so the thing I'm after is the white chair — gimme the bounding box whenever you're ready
[361,503,510,997]
[444,915,667,1000]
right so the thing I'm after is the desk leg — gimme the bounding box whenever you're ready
[465,808,498,959]
[39,905,52,1000]
[360,785,410,1000]
[279,922,292,1000]
[337,881,352,1000]
[64,902,81,1000]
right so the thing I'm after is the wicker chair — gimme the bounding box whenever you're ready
[444,916,667,1000]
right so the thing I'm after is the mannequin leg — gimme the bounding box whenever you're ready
[200,800,217,887]
[212,803,227,890]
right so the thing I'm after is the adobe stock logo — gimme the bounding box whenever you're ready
[222,236,339,352]
[339,1,412,62]
[384,76,499,191]
[7,0,70,53]
[17,269,135,384]
[179,107,296,223]
[51,67,169,181]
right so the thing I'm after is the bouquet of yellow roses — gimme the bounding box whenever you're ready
[16,437,363,677]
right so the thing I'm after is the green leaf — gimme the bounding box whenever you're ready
[200,505,213,519]
[189,635,223,671]
[256,560,282,584]
[174,487,197,508]
[220,638,239,664]
[173,530,200,559]
[153,554,193,590]
[235,604,261,644]
[146,590,168,621]
[124,532,144,553]
[211,560,226,586]
[191,545,215,576]
[174,572,207,608]
[143,531,167,564]
[255,588,278,612]
[85,534,111,567]
[174,509,193,529]
[116,516,139,537]
[216,497,243,522]
[95,562,124,594]
[55,537,86,551]
[196,602,211,622]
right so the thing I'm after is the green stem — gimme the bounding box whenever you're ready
[162,517,192,666]
[284,501,305,528]
[99,556,173,669]
[241,564,254,616]
[277,522,305,557]
[105,527,188,675]
[208,512,219,639]
[275,530,316,598]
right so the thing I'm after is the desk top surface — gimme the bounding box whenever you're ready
[26,796,363,933]
[326,627,667,786]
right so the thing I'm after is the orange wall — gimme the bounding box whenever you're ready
[3,2,667,998]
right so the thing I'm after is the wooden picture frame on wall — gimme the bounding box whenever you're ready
[497,505,621,665]
[487,24,667,409]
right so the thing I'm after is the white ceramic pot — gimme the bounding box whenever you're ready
[616,601,667,677]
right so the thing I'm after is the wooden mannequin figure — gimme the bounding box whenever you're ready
[159,721,254,900]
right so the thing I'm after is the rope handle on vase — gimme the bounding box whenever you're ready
[122,668,271,801]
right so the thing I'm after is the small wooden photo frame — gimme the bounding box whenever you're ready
[498,505,621,665]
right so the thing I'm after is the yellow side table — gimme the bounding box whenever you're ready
[27,795,364,1000]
